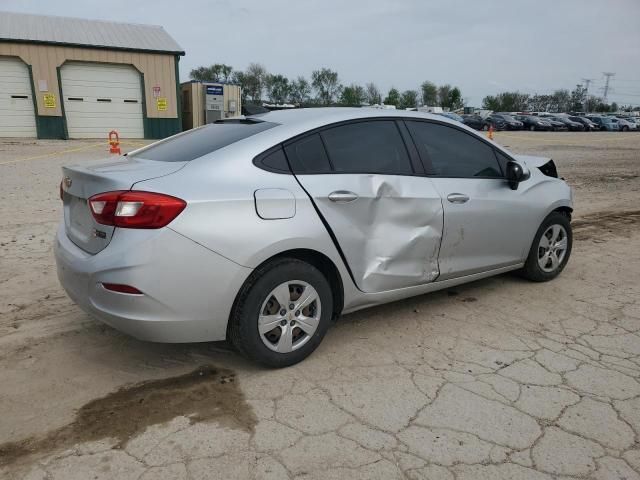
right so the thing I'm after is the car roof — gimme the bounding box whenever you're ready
[200,106,511,166]
[248,107,456,132]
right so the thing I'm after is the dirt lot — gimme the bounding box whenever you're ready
[1,132,639,479]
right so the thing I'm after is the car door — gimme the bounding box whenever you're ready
[286,119,444,293]
[405,120,540,280]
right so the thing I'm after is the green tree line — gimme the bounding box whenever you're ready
[190,63,465,110]
[482,85,624,113]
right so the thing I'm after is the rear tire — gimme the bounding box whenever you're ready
[520,212,572,282]
[228,258,333,368]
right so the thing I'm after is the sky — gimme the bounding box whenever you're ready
[2,0,639,106]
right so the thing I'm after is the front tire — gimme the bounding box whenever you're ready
[229,258,333,368]
[520,212,572,282]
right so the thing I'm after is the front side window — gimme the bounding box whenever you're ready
[320,120,413,175]
[406,121,503,178]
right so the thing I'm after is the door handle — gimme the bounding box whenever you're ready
[328,190,358,203]
[447,193,469,204]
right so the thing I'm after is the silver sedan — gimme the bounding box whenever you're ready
[55,108,573,367]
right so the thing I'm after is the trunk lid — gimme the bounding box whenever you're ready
[61,156,186,254]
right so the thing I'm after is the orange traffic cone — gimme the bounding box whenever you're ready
[487,125,494,140]
[108,130,121,155]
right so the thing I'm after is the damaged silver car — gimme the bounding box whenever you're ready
[55,108,573,367]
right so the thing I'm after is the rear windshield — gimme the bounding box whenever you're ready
[131,119,277,162]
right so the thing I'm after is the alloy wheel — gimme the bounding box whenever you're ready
[537,225,568,273]
[258,281,321,353]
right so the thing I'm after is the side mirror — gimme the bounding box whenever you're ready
[506,161,530,190]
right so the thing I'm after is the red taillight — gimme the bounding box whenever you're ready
[88,191,186,229]
[102,283,143,295]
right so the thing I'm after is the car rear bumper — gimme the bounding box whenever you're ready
[54,223,252,342]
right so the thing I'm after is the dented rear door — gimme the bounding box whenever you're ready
[286,120,444,293]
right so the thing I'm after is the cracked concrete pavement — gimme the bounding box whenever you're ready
[1,132,640,479]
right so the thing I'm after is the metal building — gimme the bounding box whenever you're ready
[181,81,242,131]
[0,11,184,139]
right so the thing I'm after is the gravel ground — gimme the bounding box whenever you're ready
[1,132,639,479]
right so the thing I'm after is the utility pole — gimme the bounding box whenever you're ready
[602,72,615,102]
[581,78,594,112]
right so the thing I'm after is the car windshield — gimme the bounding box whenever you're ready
[130,120,277,162]
[500,115,516,121]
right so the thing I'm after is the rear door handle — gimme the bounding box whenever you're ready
[328,190,358,203]
[447,193,469,204]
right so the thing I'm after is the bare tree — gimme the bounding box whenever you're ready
[311,68,342,105]
[340,84,367,106]
[420,81,438,106]
[365,82,382,105]
[190,63,234,82]
[265,74,291,104]
[289,76,311,104]
[399,90,419,110]
[244,63,268,102]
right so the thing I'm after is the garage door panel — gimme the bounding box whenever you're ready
[0,58,37,138]
[61,63,144,139]
[63,83,142,99]
[64,101,142,114]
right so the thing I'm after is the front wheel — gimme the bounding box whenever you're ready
[622,126,629,132]
[228,258,333,368]
[520,212,572,282]
[529,125,535,131]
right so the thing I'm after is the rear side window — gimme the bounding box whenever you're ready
[254,146,290,173]
[406,121,502,178]
[131,120,277,162]
[285,134,332,173]
[320,120,412,175]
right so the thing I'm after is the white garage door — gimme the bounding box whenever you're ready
[0,57,37,137]
[61,63,144,138]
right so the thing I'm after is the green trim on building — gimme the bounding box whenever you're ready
[140,69,181,140]
[0,37,184,56]
[175,55,182,135]
[35,116,65,139]
[144,118,181,139]
[26,64,65,139]
[56,66,69,139]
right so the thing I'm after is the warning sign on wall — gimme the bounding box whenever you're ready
[43,93,56,108]
[156,97,167,111]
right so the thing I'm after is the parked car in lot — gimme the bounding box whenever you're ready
[482,114,507,131]
[625,117,640,130]
[461,114,484,130]
[568,116,599,131]
[589,116,620,131]
[544,118,569,132]
[615,117,638,132]
[550,117,585,131]
[436,112,465,123]
[55,108,574,367]
[515,115,553,131]
[485,114,523,131]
